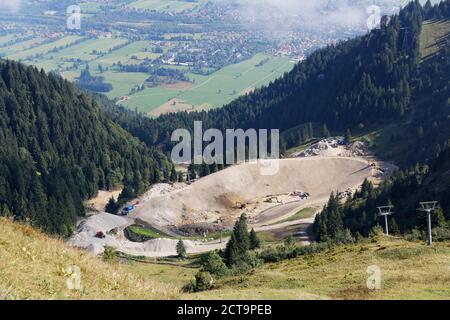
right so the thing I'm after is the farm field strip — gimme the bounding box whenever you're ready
[0,34,17,47]
[128,0,207,12]
[0,37,46,56]
[7,35,84,61]
[121,53,294,114]
[41,37,128,62]
[1,33,293,116]
[90,40,161,66]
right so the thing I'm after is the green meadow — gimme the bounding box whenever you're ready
[128,0,208,12]
[122,53,294,114]
[2,33,294,115]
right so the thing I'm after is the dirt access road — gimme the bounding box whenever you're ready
[70,149,383,257]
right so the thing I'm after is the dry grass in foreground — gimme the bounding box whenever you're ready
[0,218,179,300]
[191,236,450,300]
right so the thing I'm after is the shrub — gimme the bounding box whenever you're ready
[369,225,384,238]
[258,241,331,263]
[249,228,261,249]
[182,281,196,293]
[432,226,450,241]
[258,247,281,263]
[194,271,213,292]
[295,242,330,256]
[200,251,228,277]
[404,228,424,241]
[102,246,117,262]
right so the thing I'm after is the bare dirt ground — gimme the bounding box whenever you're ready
[132,157,372,230]
[149,98,194,117]
[149,99,212,117]
[159,81,193,90]
[69,139,394,257]
[85,189,122,212]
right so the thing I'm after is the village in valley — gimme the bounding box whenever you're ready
[0,0,382,116]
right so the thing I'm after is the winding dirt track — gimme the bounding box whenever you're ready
[133,157,372,228]
[69,157,374,257]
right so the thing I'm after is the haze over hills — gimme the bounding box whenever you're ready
[2,1,441,115]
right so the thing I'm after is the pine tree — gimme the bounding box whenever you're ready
[249,228,260,249]
[234,214,250,254]
[105,197,117,214]
[170,167,178,182]
[345,129,352,143]
[388,218,400,235]
[433,207,447,228]
[176,239,187,259]
[224,233,240,267]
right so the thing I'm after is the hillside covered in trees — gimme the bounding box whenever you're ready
[314,1,450,241]
[0,60,175,236]
[107,1,449,163]
[0,1,448,238]
[105,1,450,238]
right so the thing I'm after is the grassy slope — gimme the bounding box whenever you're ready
[121,54,293,113]
[420,19,450,60]
[191,237,450,300]
[128,0,208,12]
[0,218,180,300]
[2,216,448,300]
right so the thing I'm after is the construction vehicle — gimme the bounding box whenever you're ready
[235,202,246,209]
[291,191,310,199]
[264,196,279,203]
[95,231,106,239]
[121,204,135,216]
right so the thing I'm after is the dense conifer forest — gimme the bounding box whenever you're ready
[0,60,175,236]
[0,1,448,236]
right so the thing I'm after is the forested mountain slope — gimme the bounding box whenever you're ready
[0,61,174,236]
[1,1,448,237]
[314,3,450,240]
[109,1,449,165]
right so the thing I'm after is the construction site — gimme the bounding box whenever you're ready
[69,138,395,257]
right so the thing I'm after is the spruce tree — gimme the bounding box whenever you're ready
[249,228,260,249]
[176,239,187,259]
[234,214,250,254]
[105,197,117,214]
[224,233,240,267]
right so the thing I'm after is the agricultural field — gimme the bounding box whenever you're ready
[127,0,208,12]
[79,1,104,13]
[121,54,294,115]
[0,29,294,115]
[0,34,17,47]
[0,38,46,57]
[420,19,450,60]
[7,36,83,61]
[91,41,162,66]
[41,37,128,62]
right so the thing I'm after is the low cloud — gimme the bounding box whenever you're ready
[220,0,408,32]
[0,0,22,13]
